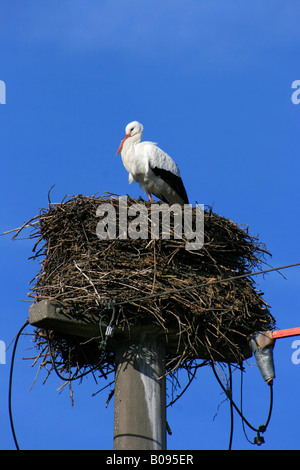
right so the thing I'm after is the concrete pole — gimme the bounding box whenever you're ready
[113,329,166,450]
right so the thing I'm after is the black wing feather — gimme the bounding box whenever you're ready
[151,166,189,204]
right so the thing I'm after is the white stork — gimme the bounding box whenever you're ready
[116,121,189,205]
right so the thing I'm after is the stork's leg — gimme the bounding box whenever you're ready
[148,193,153,202]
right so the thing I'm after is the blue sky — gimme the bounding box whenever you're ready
[1,1,300,450]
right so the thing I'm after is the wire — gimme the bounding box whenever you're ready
[8,319,29,451]
[8,259,292,450]
[210,361,273,441]
[240,364,255,445]
[167,361,208,408]
[8,302,117,450]
[45,330,108,382]
[228,363,234,450]
[41,262,300,385]
[98,314,105,350]
[45,301,117,383]
[113,262,300,307]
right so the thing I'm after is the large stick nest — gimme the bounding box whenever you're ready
[20,194,275,385]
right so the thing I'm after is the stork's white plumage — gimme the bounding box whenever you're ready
[116,121,189,205]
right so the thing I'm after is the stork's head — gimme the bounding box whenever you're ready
[125,121,143,137]
[116,121,143,155]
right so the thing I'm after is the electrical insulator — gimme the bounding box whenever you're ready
[248,331,275,384]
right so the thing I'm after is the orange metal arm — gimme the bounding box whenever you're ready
[272,327,300,339]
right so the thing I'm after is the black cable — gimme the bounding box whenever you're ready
[8,319,29,451]
[8,304,117,450]
[45,329,109,382]
[263,383,273,430]
[167,360,208,408]
[240,365,255,445]
[167,362,201,408]
[45,322,110,382]
[210,361,273,438]
[113,262,300,307]
[228,363,234,450]
[45,301,117,383]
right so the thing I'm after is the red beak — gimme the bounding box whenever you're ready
[116,134,130,155]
